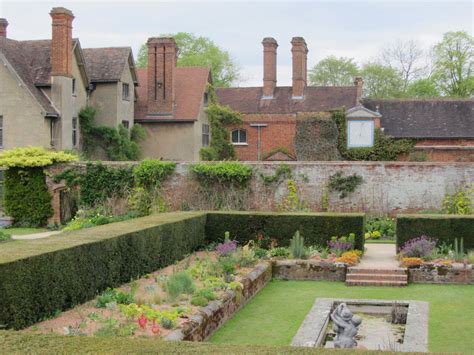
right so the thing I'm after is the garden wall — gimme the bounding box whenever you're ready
[47,161,474,224]
[272,260,346,281]
[408,265,474,284]
[396,214,474,251]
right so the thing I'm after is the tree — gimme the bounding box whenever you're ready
[380,39,428,91]
[308,56,359,86]
[136,32,240,87]
[432,31,474,97]
[405,78,440,98]
[360,63,404,98]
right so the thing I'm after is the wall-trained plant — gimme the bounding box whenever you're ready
[328,171,363,198]
[0,147,77,226]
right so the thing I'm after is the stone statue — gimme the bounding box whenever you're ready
[330,303,362,348]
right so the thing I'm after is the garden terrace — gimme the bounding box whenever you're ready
[0,211,364,330]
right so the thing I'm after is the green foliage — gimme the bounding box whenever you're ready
[289,231,308,259]
[194,288,217,301]
[332,110,415,161]
[191,162,252,187]
[328,171,363,198]
[0,230,11,242]
[96,288,135,308]
[79,106,145,161]
[160,316,176,329]
[259,164,292,185]
[365,216,396,239]
[190,295,209,307]
[133,160,176,190]
[432,31,474,97]
[0,147,77,168]
[308,56,359,86]
[441,184,473,215]
[360,62,404,98]
[453,238,465,262]
[136,32,240,87]
[278,179,308,212]
[205,211,365,251]
[396,214,474,252]
[0,213,207,329]
[4,168,53,227]
[269,247,290,258]
[406,78,440,98]
[200,103,242,161]
[166,272,196,300]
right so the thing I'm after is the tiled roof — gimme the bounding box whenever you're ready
[215,86,358,114]
[363,99,474,138]
[135,67,210,121]
[0,37,57,115]
[83,47,136,83]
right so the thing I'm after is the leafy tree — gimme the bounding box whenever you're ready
[360,63,404,98]
[308,56,359,86]
[136,32,239,87]
[405,78,440,98]
[432,31,474,97]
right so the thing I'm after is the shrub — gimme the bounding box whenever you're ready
[216,237,237,257]
[335,251,360,266]
[133,160,176,190]
[0,147,77,168]
[160,316,176,329]
[269,247,290,258]
[400,235,437,258]
[396,214,474,252]
[166,272,196,300]
[442,184,473,215]
[194,288,217,301]
[328,234,355,256]
[0,230,11,242]
[468,250,474,264]
[365,216,395,239]
[289,231,307,259]
[190,295,209,307]
[191,162,252,187]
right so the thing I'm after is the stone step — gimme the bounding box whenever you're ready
[346,273,407,281]
[346,279,407,287]
[348,267,407,275]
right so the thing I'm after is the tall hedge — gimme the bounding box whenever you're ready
[4,167,53,227]
[205,211,365,250]
[0,212,206,329]
[396,214,474,251]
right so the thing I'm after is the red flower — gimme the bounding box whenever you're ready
[151,320,161,335]
[138,314,147,329]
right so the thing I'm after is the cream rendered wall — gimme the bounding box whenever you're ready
[89,83,117,127]
[117,63,134,128]
[141,123,195,160]
[0,62,51,149]
[192,101,209,161]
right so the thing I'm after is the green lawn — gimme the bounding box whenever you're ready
[209,280,474,353]
[365,239,395,244]
[2,227,48,235]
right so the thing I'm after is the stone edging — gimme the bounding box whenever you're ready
[408,264,473,284]
[272,259,347,281]
[166,262,272,341]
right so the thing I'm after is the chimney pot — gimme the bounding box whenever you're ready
[291,36,308,99]
[0,18,8,38]
[50,7,74,77]
[262,37,278,99]
[147,37,177,115]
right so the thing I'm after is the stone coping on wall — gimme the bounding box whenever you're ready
[272,259,347,281]
[291,298,429,353]
[166,262,272,342]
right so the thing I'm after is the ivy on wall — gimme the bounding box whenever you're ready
[79,106,145,161]
[331,109,415,161]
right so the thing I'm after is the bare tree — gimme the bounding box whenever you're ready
[380,39,428,91]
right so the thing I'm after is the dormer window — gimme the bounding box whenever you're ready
[231,128,247,145]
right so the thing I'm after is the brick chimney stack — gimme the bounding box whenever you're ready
[262,37,278,99]
[291,37,308,99]
[0,18,8,38]
[147,37,177,115]
[50,7,74,77]
[354,76,364,104]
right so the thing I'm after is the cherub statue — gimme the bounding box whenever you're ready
[330,303,362,348]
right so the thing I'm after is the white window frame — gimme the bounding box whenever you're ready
[231,128,247,145]
[202,123,210,147]
[72,117,78,147]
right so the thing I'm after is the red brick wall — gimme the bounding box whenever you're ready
[50,8,74,77]
[398,139,474,162]
[229,114,296,161]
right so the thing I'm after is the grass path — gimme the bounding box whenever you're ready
[209,280,474,353]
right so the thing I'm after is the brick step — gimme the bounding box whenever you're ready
[346,273,407,282]
[346,279,407,287]
[348,267,407,275]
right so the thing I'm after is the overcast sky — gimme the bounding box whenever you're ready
[1,0,472,86]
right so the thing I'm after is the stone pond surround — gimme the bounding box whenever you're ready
[166,262,272,341]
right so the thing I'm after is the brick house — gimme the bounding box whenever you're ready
[134,37,212,161]
[0,7,137,152]
[216,37,362,161]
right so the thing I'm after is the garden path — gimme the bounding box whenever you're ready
[11,231,61,240]
[358,243,399,269]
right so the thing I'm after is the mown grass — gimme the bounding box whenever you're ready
[210,280,474,353]
[2,227,48,235]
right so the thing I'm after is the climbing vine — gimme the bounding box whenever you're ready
[79,106,145,161]
[331,109,415,161]
[259,163,293,185]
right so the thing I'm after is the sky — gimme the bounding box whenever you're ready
[0,0,472,86]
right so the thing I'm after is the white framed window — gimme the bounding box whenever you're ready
[202,123,210,147]
[347,119,375,148]
[122,83,130,100]
[231,128,247,145]
[72,117,78,147]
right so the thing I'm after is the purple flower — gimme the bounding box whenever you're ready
[400,235,437,258]
[216,240,237,256]
[328,238,354,254]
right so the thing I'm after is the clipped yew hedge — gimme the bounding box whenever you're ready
[0,212,207,330]
[396,214,474,251]
[205,211,366,250]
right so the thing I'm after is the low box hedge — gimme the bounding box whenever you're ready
[0,212,207,330]
[205,211,365,250]
[396,214,474,251]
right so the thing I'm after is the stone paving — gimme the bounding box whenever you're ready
[358,243,399,269]
[11,231,61,240]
